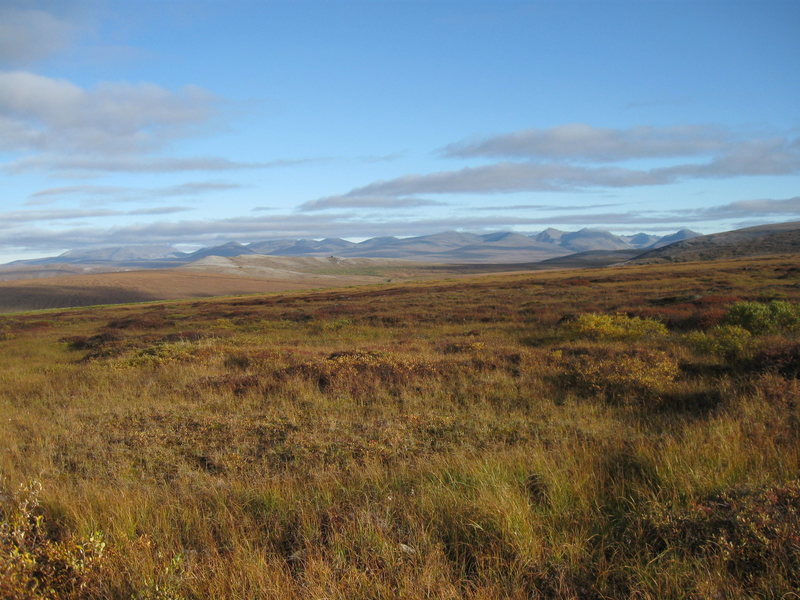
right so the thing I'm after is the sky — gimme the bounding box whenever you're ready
[1,0,799,262]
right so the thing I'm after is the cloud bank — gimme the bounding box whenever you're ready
[442,124,732,161]
[303,126,800,210]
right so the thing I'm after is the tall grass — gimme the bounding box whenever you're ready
[1,255,799,598]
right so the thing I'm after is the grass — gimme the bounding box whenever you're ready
[1,254,799,598]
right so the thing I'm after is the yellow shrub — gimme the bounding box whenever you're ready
[683,325,753,360]
[556,346,679,402]
[123,341,199,367]
[562,313,668,341]
[0,481,109,599]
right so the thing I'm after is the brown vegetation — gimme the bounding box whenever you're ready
[1,254,799,598]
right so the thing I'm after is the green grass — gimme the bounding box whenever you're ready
[1,254,799,598]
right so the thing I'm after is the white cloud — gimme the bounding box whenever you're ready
[0,7,78,65]
[698,196,800,219]
[29,185,130,199]
[0,206,193,227]
[0,71,218,155]
[6,154,321,175]
[300,195,445,211]
[443,124,731,161]
[28,181,244,203]
[309,131,800,206]
[0,9,316,177]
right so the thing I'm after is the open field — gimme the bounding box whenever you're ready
[0,258,428,313]
[1,254,800,598]
[0,257,575,314]
[0,270,391,314]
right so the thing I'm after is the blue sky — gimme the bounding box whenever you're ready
[1,0,798,262]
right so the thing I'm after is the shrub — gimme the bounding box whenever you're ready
[62,331,121,351]
[683,325,753,361]
[441,341,486,354]
[561,313,668,341]
[750,339,800,378]
[282,350,439,399]
[314,318,353,332]
[124,341,199,367]
[723,300,800,334]
[0,481,109,599]
[641,480,800,588]
[554,346,679,402]
[223,352,251,370]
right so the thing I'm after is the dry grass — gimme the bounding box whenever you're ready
[1,254,799,598]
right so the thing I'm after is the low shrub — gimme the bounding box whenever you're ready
[124,341,199,367]
[641,480,800,589]
[561,313,668,341]
[553,346,679,403]
[223,352,251,370]
[750,339,800,378]
[683,325,754,361]
[723,300,800,334]
[62,331,121,351]
[282,350,440,399]
[441,341,486,354]
[0,481,109,599]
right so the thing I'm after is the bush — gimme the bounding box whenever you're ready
[723,301,800,334]
[283,350,439,399]
[124,341,199,367]
[561,313,668,341]
[554,346,679,402]
[750,339,800,378]
[0,481,109,599]
[683,325,753,361]
[641,480,800,588]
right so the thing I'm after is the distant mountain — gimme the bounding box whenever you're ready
[533,228,566,244]
[246,238,306,254]
[269,238,356,256]
[559,229,632,252]
[0,227,731,276]
[60,245,184,261]
[633,222,800,263]
[11,245,183,265]
[480,231,532,245]
[184,242,256,261]
[623,233,661,248]
[647,228,701,249]
[407,231,484,248]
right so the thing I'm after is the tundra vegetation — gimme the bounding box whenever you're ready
[1,254,799,599]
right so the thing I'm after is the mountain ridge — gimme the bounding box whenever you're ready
[632,221,800,263]
[4,227,701,268]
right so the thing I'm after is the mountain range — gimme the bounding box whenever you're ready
[1,222,799,310]
[5,222,800,286]
[4,227,701,269]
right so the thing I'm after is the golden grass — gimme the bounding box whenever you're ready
[1,254,799,598]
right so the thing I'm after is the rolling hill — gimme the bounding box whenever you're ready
[633,221,800,263]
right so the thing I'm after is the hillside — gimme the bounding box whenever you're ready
[633,221,800,263]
